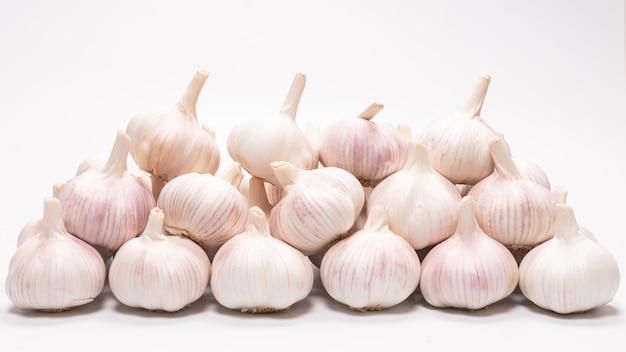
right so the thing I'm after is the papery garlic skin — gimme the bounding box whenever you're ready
[6,198,106,311]
[269,161,365,255]
[58,130,156,251]
[211,206,314,313]
[367,140,461,250]
[419,196,519,310]
[518,204,619,314]
[108,207,211,312]
[320,205,421,311]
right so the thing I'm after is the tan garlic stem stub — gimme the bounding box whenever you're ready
[270,161,302,188]
[459,74,491,118]
[101,130,131,178]
[279,72,306,121]
[248,177,273,216]
[176,69,209,120]
[489,136,522,180]
[356,102,384,121]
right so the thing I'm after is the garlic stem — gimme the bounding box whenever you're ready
[248,177,272,214]
[552,185,568,205]
[363,205,389,233]
[217,162,244,188]
[457,196,480,243]
[52,183,65,198]
[270,161,301,189]
[141,207,167,242]
[41,197,67,240]
[279,72,306,121]
[101,130,130,178]
[176,69,209,120]
[151,175,166,200]
[459,74,491,118]
[356,102,384,121]
[405,141,433,173]
[554,204,581,242]
[488,136,522,179]
[247,206,269,236]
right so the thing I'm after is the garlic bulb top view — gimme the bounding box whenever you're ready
[226,72,319,187]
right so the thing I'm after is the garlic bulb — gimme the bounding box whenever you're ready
[468,135,556,247]
[6,197,106,311]
[419,196,519,310]
[269,161,365,255]
[226,72,318,187]
[416,74,499,185]
[108,207,211,312]
[17,182,65,247]
[551,185,597,241]
[320,205,421,311]
[126,69,220,199]
[367,140,461,250]
[317,102,408,187]
[518,203,620,314]
[58,130,156,251]
[210,206,314,313]
[156,168,248,250]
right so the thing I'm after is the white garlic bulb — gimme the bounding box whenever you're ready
[108,207,211,312]
[58,130,156,251]
[126,69,220,199]
[317,102,408,187]
[320,205,421,311]
[17,182,65,247]
[468,135,556,247]
[210,206,314,313]
[416,74,499,185]
[226,72,319,187]
[367,140,461,250]
[156,169,248,250]
[419,196,519,310]
[6,197,106,311]
[518,203,620,314]
[269,161,365,255]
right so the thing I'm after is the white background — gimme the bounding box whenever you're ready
[1,0,625,350]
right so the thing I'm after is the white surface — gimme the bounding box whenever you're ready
[1,0,625,350]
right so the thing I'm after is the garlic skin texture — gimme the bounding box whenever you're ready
[518,204,620,314]
[367,140,461,250]
[419,196,519,310]
[6,197,106,311]
[269,161,365,255]
[210,206,314,313]
[416,74,499,185]
[317,102,408,187]
[108,207,211,312]
[320,205,421,311]
[126,69,220,198]
[58,130,156,251]
[468,135,556,247]
[226,72,318,187]
[156,170,248,249]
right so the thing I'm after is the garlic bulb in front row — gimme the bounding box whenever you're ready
[518,203,620,314]
[6,197,106,311]
[210,206,314,313]
[320,205,421,312]
[419,196,519,311]
[108,207,211,312]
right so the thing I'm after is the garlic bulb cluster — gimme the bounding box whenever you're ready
[518,203,620,314]
[419,196,519,310]
[6,197,106,311]
[210,206,314,313]
[320,205,421,311]
[126,69,220,198]
[317,102,408,187]
[108,207,211,312]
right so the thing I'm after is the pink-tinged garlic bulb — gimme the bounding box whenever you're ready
[210,206,314,313]
[156,167,248,250]
[226,72,319,187]
[468,135,556,247]
[419,196,519,310]
[108,207,211,312]
[58,130,156,251]
[416,74,499,185]
[317,102,408,187]
[126,69,220,199]
[269,161,365,256]
[6,197,106,311]
[367,140,461,250]
[320,205,421,311]
[518,204,620,314]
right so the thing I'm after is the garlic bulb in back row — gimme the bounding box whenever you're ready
[108,207,211,312]
[6,197,106,311]
[519,203,620,314]
[210,206,314,313]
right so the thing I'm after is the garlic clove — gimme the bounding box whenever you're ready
[108,207,211,312]
[320,205,421,311]
[210,206,314,313]
[419,196,519,310]
[6,197,106,311]
[518,203,620,314]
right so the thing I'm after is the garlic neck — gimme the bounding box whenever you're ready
[554,204,582,242]
[176,69,209,120]
[270,161,301,188]
[141,207,167,241]
[356,102,384,121]
[405,140,433,173]
[457,196,482,243]
[552,185,569,205]
[488,136,522,180]
[279,72,306,121]
[41,197,67,239]
[101,130,131,178]
[247,206,270,237]
[362,205,390,233]
[459,74,491,118]
[217,163,244,188]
